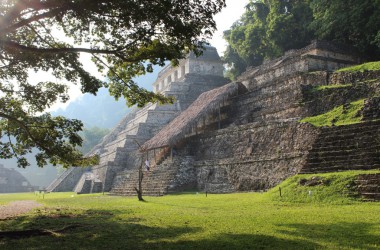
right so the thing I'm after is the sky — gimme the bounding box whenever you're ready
[211,0,248,55]
[47,0,249,111]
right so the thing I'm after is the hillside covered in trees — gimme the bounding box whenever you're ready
[223,0,380,78]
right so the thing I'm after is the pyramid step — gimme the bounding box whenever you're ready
[301,164,380,173]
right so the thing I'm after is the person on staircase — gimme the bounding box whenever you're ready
[145,159,150,174]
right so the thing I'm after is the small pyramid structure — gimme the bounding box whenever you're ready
[0,164,36,193]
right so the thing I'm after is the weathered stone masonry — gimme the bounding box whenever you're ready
[135,40,377,195]
[48,46,228,193]
[191,122,320,192]
[49,40,380,196]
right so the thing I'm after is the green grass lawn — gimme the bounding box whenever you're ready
[1,179,380,250]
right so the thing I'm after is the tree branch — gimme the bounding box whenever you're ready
[0,6,68,34]
[0,111,58,158]
[0,40,123,55]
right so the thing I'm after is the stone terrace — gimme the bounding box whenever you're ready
[301,121,380,174]
[355,173,380,201]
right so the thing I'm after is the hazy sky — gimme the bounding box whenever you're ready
[211,0,248,55]
[46,0,249,111]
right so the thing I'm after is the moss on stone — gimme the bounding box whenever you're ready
[336,61,380,72]
[300,99,365,127]
[313,84,352,91]
[266,170,380,204]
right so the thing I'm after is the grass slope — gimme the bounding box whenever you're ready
[266,170,380,204]
[336,61,380,72]
[300,99,364,127]
[1,179,380,250]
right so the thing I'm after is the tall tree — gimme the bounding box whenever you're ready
[310,0,380,59]
[0,0,226,168]
[223,0,313,79]
[224,0,380,79]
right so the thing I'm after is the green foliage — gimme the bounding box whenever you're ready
[1,191,380,249]
[336,61,380,72]
[223,0,313,78]
[0,99,99,168]
[313,84,352,90]
[223,0,380,78]
[300,99,364,127]
[266,170,380,204]
[0,0,226,168]
[310,0,380,60]
[79,127,110,154]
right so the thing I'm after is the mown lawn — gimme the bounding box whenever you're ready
[0,185,380,249]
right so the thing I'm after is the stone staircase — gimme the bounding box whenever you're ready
[355,173,380,201]
[46,168,73,192]
[46,167,87,192]
[301,121,380,173]
[110,156,183,196]
[73,103,180,193]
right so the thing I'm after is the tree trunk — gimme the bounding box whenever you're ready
[134,157,145,201]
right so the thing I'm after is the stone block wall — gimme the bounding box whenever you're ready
[188,59,224,77]
[362,97,380,120]
[303,70,380,116]
[238,40,359,91]
[329,70,380,85]
[153,46,224,93]
[355,173,380,201]
[225,73,329,126]
[169,121,320,193]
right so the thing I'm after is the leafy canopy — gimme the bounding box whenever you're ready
[79,126,109,154]
[0,0,226,168]
[223,0,313,78]
[224,0,380,79]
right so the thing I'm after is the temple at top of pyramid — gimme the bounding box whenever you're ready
[152,46,224,94]
[47,46,229,193]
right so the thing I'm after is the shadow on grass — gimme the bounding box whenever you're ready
[142,233,321,250]
[0,208,322,250]
[277,222,380,249]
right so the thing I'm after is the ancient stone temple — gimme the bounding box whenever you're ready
[113,40,380,196]
[47,46,228,193]
[49,40,380,196]
[0,164,35,193]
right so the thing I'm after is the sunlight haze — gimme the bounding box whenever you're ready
[45,1,248,111]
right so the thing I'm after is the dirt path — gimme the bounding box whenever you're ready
[0,200,42,220]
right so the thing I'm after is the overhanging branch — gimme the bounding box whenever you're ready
[0,40,122,55]
[0,111,54,155]
[0,6,68,34]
